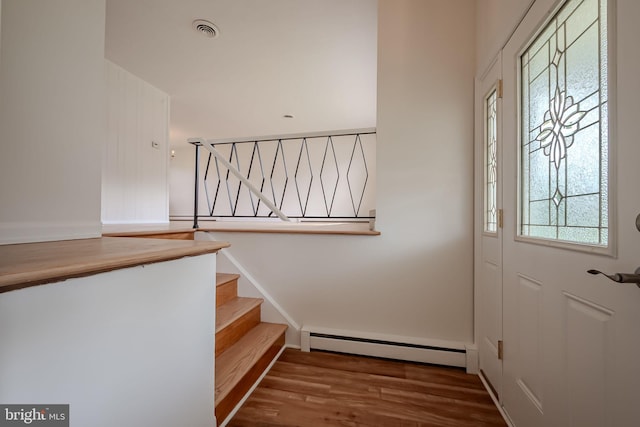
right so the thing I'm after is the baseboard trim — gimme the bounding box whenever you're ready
[465,345,479,374]
[301,327,467,368]
[310,332,466,353]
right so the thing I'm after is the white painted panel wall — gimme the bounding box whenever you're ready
[176,1,477,351]
[0,254,217,427]
[103,60,170,224]
[0,0,105,244]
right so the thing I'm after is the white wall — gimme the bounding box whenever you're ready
[376,0,476,340]
[0,0,105,244]
[169,145,199,218]
[191,1,477,349]
[475,0,533,74]
[103,60,170,224]
[0,254,217,427]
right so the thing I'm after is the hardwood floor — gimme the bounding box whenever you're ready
[228,349,507,427]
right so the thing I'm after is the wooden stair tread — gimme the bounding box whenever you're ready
[216,297,263,333]
[216,273,240,287]
[215,322,287,405]
[215,297,262,357]
[213,271,288,423]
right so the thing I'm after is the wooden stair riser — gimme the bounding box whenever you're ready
[216,279,238,307]
[214,271,288,425]
[215,333,285,422]
[216,274,240,307]
[216,306,261,357]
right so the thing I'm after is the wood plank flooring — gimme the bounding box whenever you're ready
[228,349,507,427]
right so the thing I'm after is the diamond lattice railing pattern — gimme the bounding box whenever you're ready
[191,129,376,221]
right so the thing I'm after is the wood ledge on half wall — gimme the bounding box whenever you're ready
[103,221,381,237]
[0,236,229,294]
[180,220,380,236]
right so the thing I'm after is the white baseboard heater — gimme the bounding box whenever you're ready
[301,326,467,368]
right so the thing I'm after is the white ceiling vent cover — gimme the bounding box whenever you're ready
[192,19,220,39]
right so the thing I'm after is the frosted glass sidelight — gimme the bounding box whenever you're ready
[485,89,498,233]
[520,0,608,246]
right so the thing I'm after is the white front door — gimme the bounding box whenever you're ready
[500,0,640,426]
[475,53,504,400]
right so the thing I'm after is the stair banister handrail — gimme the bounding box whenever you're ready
[188,138,291,222]
[196,127,376,145]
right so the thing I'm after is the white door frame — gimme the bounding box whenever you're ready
[474,51,504,404]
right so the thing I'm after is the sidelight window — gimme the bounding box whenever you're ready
[485,88,498,234]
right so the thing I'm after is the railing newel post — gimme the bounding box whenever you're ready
[193,142,200,229]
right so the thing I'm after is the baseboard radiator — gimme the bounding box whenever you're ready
[301,327,467,368]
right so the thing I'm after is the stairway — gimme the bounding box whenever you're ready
[215,273,287,423]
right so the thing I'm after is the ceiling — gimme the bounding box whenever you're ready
[105,0,378,147]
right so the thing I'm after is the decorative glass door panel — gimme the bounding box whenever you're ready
[520,0,608,246]
[485,88,498,234]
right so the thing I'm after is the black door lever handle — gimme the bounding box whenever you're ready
[587,268,640,288]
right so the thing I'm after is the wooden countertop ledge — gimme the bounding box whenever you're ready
[0,237,230,294]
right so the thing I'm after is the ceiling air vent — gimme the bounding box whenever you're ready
[192,19,220,39]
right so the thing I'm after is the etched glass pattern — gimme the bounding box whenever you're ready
[520,0,608,246]
[485,89,498,233]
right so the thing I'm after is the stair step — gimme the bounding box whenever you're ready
[215,322,287,422]
[216,297,263,356]
[216,273,240,307]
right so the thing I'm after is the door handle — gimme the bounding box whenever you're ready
[587,268,640,288]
